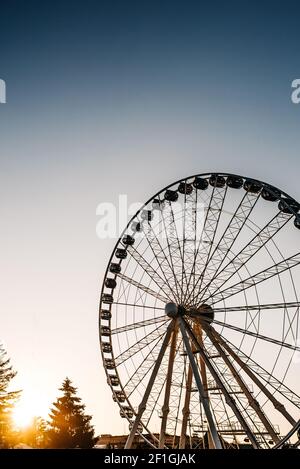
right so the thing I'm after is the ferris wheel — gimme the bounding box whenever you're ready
[99,172,300,449]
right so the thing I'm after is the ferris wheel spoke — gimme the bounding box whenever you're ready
[126,245,176,302]
[144,371,168,435]
[213,301,300,314]
[164,200,188,303]
[202,251,300,306]
[141,219,182,301]
[143,211,182,300]
[124,336,165,397]
[198,211,292,303]
[197,191,260,300]
[184,184,228,306]
[156,195,185,301]
[146,335,184,442]
[125,321,175,449]
[210,327,300,420]
[116,272,170,304]
[183,184,216,304]
[111,315,168,335]
[112,302,164,310]
[212,319,300,352]
[195,186,229,300]
[181,187,197,306]
[114,322,168,366]
[187,186,228,305]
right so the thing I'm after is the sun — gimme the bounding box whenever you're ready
[12,394,49,430]
[12,404,36,429]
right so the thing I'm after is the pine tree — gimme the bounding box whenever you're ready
[18,416,48,448]
[0,345,21,448]
[47,377,96,448]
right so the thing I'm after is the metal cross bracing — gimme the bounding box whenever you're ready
[99,172,300,449]
[184,183,228,307]
[123,337,166,399]
[200,323,280,446]
[116,272,170,305]
[163,200,188,304]
[211,319,300,352]
[124,321,175,449]
[142,215,182,302]
[100,320,160,447]
[205,335,297,443]
[138,352,170,438]
[197,211,292,306]
[182,318,262,448]
[180,185,198,305]
[114,322,168,366]
[204,252,300,306]
[213,301,300,313]
[159,333,185,447]
[111,302,300,344]
[125,245,176,303]
[187,334,275,449]
[211,329,300,412]
[115,229,298,372]
[192,191,261,302]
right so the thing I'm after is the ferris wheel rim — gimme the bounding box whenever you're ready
[99,171,300,449]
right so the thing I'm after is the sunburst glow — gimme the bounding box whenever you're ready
[12,404,35,429]
[12,394,48,429]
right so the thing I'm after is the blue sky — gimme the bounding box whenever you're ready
[0,0,300,434]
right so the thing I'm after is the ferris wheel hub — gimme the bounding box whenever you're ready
[165,302,186,318]
[165,302,214,323]
[190,304,215,324]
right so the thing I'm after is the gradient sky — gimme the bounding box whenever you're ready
[0,0,300,435]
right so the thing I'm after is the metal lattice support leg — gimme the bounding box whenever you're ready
[204,323,280,443]
[179,364,193,449]
[159,326,178,448]
[178,316,222,449]
[183,318,261,448]
[210,326,296,426]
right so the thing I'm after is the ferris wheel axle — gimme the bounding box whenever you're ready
[165,302,214,324]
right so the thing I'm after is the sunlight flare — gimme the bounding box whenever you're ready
[12,394,48,429]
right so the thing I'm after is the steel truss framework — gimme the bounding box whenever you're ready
[99,172,300,449]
